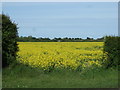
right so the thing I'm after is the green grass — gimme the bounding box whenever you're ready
[2,64,118,88]
[0,70,2,89]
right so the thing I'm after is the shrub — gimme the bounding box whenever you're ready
[103,36,120,68]
[0,15,1,69]
[2,14,19,68]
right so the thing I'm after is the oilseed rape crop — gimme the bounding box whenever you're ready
[17,42,107,71]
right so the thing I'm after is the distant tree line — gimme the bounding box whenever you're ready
[18,36,104,42]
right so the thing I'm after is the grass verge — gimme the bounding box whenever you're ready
[2,64,118,88]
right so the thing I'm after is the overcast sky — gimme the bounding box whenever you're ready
[2,2,118,39]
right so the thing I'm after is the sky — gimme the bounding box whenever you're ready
[2,2,118,39]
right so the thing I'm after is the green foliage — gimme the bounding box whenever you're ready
[0,15,2,70]
[2,14,19,67]
[103,36,120,68]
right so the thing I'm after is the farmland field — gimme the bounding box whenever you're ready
[17,42,107,71]
[3,42,118,88]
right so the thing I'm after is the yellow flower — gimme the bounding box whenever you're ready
[17,42,105,70]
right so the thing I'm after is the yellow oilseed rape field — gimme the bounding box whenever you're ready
[17,42,107,71]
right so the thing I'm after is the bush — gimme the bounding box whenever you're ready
[2,14,19,68]
[0,15,1,47]
[103,36,120,68]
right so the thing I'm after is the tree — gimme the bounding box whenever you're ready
[0,15,2,69]
[2,14,19,67]
[87,37,91,40]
